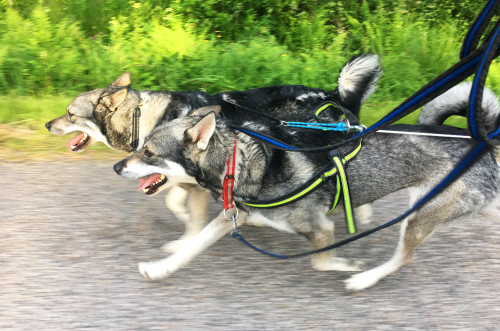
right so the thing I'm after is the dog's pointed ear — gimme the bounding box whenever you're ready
[186,112,216,151]
[191,105,221,117]
[110,71,131,88]
[100,88,128,111]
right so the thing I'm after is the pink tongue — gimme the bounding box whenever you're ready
[67,132,86,152]
[137,173,163,191]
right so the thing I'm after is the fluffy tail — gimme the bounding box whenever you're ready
[333,54,382,118]
[418,82,500,130]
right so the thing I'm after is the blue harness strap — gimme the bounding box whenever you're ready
[461,0,500,58]
[469,20,500,143]
[230,0,500,259]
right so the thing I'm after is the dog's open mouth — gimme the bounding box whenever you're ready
[67,132,91,152]
[137,174,168,195]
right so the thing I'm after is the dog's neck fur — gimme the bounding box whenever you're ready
[192,123,267,202]
[135,91,175,150]
[188,120,324,206]
[111,89,215,151]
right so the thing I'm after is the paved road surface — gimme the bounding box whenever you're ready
[1,160,499,330]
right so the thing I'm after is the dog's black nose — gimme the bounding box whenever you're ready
[113,161,124,175]
[45,121,51,130]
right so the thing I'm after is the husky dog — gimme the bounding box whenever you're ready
[45,55,381,251]
[113,83,500,291]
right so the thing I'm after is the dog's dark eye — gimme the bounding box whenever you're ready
[144,149,154,158]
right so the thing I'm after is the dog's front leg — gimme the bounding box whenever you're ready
[162,185,211,253]
[139,210,246,280]
[164,185,190,223]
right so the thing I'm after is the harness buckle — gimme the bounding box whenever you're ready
[328,149,341,161]
[133,107,141,117]
[224,208,240,236]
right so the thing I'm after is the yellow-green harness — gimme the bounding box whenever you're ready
[243,140,362,234]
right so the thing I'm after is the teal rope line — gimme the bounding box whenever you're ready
[284,122,365,132]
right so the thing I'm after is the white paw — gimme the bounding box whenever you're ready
[313,257,365,272]
[161,239,187,253]
[344,270,380,291]
[138,260,171,280]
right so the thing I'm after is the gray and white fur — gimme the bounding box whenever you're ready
[114,87,500,291]
[45,55,382,252]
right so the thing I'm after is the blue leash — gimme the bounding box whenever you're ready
[231,0,500,258]
[461,0,500,58]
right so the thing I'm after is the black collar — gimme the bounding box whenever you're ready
[130,106,141,150]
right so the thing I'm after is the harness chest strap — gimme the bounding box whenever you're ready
[243,140,362,234]
[329,149,356,234]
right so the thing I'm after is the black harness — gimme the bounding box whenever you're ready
[225,100,364,234]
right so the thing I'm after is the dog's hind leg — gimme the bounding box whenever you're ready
[344,216,426,291]
[344,182,471,291]
[139,210,245,280]
[355,203,373,225]
[162,185,210,253]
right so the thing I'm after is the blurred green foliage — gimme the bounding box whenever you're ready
[0,0,497,101]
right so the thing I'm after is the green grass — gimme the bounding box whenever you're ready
[4,2,500,99]
[0,94,73,124]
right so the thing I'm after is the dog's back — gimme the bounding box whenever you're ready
[215,54,382,125]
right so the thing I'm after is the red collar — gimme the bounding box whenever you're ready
[223,130,237,211]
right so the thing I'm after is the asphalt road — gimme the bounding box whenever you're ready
[1,159,499,330]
